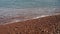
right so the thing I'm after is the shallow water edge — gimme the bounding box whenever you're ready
[0,7,60,25]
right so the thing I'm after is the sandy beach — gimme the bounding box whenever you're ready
[0,14,60,34]
[0,0,60,34]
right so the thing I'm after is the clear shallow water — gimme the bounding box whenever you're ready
[0,8,60,24]
[0,0,60,24]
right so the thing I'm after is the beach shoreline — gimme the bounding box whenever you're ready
[0,14,60,34]
[0,7,60,24]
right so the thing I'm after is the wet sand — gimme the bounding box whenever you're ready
[0,14,60,34]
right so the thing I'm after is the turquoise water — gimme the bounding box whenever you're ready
[0,0,60,8]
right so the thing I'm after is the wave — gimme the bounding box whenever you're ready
[0,7,60,25]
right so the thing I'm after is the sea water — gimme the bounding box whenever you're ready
[0,0,60,8]
[0,0,60,24]
[0,0,60,15]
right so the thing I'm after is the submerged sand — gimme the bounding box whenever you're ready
[0,14,60,34]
